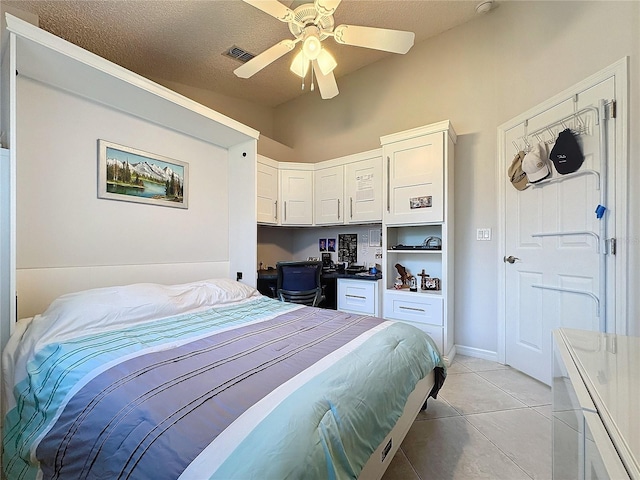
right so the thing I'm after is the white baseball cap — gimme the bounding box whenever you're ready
[522,142,550,183]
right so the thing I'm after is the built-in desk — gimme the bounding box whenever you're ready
[257,269,382,312]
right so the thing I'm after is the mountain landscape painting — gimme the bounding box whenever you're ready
[98,140,188,209]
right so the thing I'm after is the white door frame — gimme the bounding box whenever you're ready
[497,58,629,365]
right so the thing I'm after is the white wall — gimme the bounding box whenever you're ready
[257,225,383,270]
[272,1,640,350]
[153,77,299,163]
[151,77,275,139]
[16,76,232,313]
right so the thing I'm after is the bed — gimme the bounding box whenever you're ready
[2,278,446,480]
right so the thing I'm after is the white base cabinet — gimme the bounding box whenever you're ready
[383,291,443,351]
[337,279,381,317]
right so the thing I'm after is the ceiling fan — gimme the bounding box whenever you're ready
[234,0,415,99]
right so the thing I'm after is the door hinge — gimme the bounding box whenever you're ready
[606,100,617,119]
[609,237,616,255]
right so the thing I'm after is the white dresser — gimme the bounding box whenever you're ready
[553,328,639,479]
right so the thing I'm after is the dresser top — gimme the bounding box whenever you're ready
[559,328,640,478]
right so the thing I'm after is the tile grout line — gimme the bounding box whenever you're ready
[459,414,536,480]
[441,365,549,479]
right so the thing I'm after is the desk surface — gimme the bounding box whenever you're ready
[257,269,382,281]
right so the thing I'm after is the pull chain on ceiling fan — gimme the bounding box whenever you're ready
[234,0,415,99]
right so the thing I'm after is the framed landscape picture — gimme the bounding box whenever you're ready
[98,140,189,209]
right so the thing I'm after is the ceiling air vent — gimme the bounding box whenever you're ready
[224,45,255,63]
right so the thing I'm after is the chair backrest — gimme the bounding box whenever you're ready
[276,261,323,307]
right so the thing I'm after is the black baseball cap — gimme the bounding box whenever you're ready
[550,129,584,174]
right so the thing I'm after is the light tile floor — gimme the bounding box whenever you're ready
[382,354,553,480]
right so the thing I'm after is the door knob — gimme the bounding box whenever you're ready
[504,255,520,264]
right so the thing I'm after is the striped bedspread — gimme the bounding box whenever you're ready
[3,294,445,480]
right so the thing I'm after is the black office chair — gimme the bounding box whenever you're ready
[276,261,325,307]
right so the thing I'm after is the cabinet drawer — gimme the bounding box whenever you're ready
[338,279,377,316]
[385,294,443,326]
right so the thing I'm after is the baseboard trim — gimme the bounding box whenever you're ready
[454,344,499,363]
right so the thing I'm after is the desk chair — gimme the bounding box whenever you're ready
[276,261,325,307]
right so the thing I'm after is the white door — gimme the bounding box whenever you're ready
[502,77,619,385]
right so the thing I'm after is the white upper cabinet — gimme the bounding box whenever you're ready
[280,167,313,225]
[315,149,383,226]
[256,156,278,225]
[258,150,383,227]
[344,155,383,224]
[382,122,455,225]
[314,165,344,225]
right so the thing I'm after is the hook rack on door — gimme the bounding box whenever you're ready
[523,99,610,330]
[512,104,600,154]
[531,230,601,253]
[527,168,601,189]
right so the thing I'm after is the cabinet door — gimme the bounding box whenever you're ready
[314,165,344,225]
[257,162,278,224]
[345,156,382,223]
[385,132,444,224]
[280,169,313,225]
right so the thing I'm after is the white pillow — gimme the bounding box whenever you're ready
[4,279,260,408]
[27,279,260,349]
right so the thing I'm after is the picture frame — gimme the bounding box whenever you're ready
[327,238,336,252]
[368,229,382,247]
[319,238,327,251]
[409,195,432,209]
[98,140,189,209]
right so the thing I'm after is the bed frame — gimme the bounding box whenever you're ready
[1,13,259,348]
[360,372,434,479]
[1,15,438,480]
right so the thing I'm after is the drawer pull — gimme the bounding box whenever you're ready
[346,295,367,300]
[399,306,425,313]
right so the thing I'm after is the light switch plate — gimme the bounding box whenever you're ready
[476,228,492,241]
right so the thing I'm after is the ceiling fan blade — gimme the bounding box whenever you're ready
[333,25,415,54]
[313,60,339,99]
[314,0,342,16]
[234,40,296,78]
[242,0,296,23]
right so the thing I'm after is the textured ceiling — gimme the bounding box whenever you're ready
[5,0,487,107]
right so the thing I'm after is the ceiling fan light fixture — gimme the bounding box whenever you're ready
[290,50,310,78]
[316,48,337,75]
[302,26,322,60]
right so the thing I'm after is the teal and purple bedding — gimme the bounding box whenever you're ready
[2,279,445,480]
